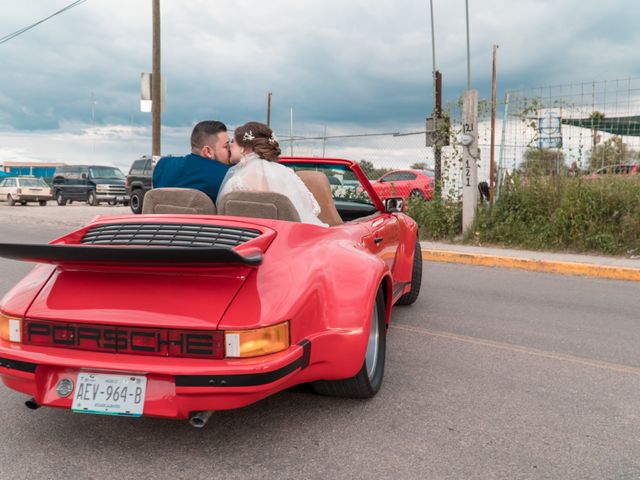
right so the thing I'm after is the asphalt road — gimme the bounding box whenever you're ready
[1,207,640,479]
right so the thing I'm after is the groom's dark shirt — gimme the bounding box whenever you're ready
[152,153,230,202]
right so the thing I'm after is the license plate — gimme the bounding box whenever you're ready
[72,372,147,417]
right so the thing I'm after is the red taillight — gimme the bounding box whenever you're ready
[22,319,225,359]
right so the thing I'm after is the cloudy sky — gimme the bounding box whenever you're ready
[1,0,639,170]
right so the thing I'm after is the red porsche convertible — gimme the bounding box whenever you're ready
[0,157,422,427]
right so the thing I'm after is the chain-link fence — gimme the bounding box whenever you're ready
[276,76,640,200]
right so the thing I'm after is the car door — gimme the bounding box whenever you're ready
[0,178,8,198]
[377,172,402,199]
[393,172,417,198]
[367,213,401,275]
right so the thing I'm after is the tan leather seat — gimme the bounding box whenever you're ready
[295,171,343,226]
[141,188,216,214]
[217,191,301,222]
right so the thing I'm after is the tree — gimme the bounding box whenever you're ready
[520,148,566,176]
[588,136,639,171]
[357,160,392,179]
[410,162,427,169]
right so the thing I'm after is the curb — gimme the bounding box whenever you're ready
[421,249,640,282]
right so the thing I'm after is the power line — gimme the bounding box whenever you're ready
[0,0,89,46]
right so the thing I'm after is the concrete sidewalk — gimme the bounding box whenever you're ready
[420,241,640,282]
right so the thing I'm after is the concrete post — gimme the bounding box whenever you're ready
[462,89,479,233]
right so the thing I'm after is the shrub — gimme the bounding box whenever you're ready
[407,197,462,241]
[471,175,640,255]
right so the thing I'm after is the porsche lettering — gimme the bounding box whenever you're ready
[23,320,224,358]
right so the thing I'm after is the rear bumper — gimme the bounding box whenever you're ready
[0,340,311,419]
[12,195,53,202]
[95,194,130,202]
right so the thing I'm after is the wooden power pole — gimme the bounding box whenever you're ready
[152,0,161,157]
[433,70,443,197]
[489,45,498,205]
[267,92,272,127]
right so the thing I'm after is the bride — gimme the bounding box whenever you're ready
[217,121,328,227]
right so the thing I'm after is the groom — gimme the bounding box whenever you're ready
[152,120,232,202]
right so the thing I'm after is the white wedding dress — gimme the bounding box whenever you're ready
[217,153,328,227]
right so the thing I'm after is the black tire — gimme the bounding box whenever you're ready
[39,200,47,206]
[312,288,386,398]
[409,189,425,201]
[7,195,15,206]
[130,189,144,214]
[56,190,67,206]
[87,190,98,206]
[396,239,422,306]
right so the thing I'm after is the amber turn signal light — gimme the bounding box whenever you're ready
[224,322,290,358]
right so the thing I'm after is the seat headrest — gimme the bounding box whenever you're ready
[217,191,301,222]
[295,171,343,226]
[142,188,216,215]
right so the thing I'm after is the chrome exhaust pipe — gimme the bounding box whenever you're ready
[25,398,40,410]
[189,410,213,428]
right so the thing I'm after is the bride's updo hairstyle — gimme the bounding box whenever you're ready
[234,121,282,162]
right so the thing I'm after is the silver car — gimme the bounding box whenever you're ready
[0,177,53,206]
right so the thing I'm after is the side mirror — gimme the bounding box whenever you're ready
[384,197,404,213]
[81,173,87,180]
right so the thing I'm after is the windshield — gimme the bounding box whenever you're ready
[18,178,49,188]
[283,162,374,206]
[89,167,125,179]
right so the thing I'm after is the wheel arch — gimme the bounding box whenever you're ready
[379,274,393,326]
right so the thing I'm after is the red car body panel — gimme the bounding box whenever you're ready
[0,158,419,419]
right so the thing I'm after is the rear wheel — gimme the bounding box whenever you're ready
[56,191,67,206]
[87,190,98,206]
[312,288,386,398]
[7,195,15,206]
[130,189,144,214]
[396,239,422,305]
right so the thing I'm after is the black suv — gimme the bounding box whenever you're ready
[52,165,129,206]
[126,156,155,214]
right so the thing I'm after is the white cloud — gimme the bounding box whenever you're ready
[0,0,639,168]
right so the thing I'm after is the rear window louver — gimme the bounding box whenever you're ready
[81,223,261,248]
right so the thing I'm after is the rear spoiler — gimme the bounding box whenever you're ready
[0,243,262,267]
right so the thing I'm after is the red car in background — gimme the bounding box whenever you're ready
[589,163,639,178]
[369,169,435,202]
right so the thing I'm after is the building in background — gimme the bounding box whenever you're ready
[1,161,66,182]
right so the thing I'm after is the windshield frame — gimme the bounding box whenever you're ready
[279,157,385,212]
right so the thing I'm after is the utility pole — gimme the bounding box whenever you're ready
[266,92,272,127]
[151,0,161,157]
[90,91,96,153]
[289,108,294,156]
[465,0,471,91]
[462,0,478,233]
[462,91,479,233]
[322,125,327,157]
[489,45,498,205]
[434,70,443,196]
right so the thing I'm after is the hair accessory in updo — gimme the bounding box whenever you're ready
[268,134,278,144]
[243,130,255,142]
